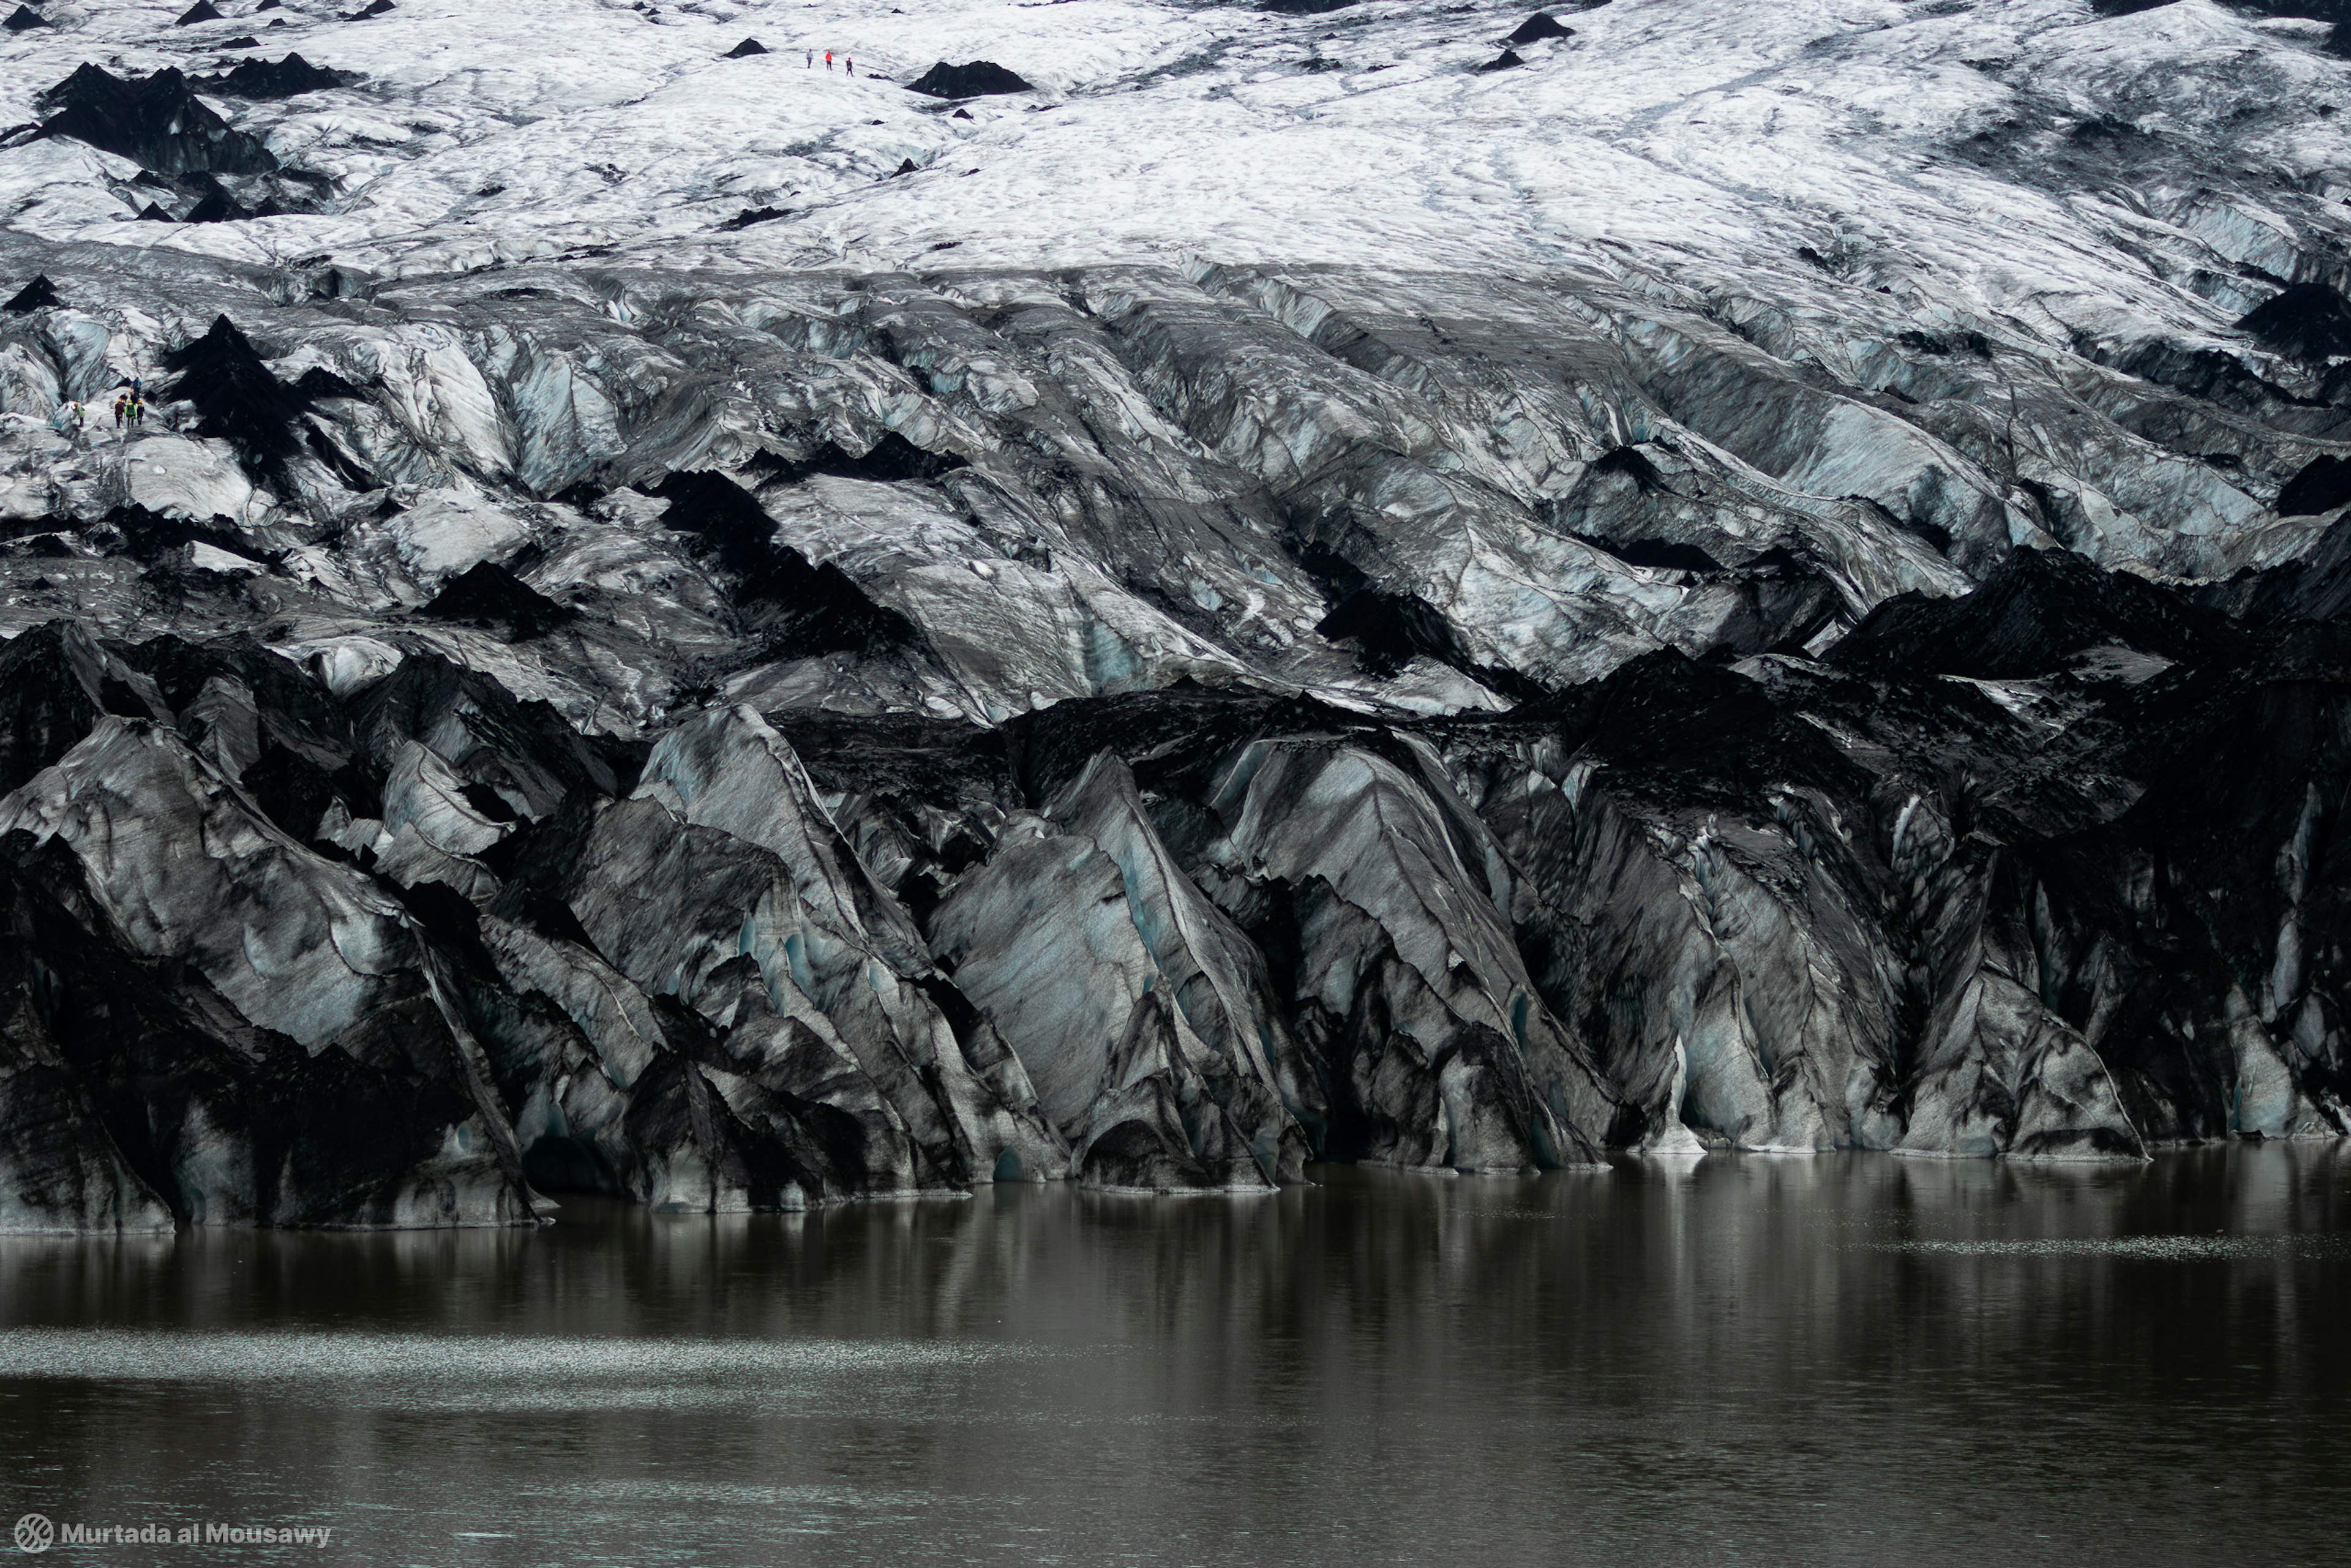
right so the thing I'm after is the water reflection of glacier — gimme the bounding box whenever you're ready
[0,1145,2345,1564]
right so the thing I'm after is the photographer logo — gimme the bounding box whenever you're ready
[9,1514,328,1552]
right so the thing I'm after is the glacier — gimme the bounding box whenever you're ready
[4,0,2351,1227]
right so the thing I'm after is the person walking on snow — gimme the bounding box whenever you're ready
[805,48,812,67]
[846,56,853,75]
[825,50,832,70]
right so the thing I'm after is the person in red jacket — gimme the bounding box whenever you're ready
[825,50,833,70]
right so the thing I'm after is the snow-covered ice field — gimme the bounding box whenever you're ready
[2,0,2347,331]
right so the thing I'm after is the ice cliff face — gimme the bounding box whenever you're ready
[4,0,2351,1227]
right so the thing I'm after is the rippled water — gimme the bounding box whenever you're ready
[2,1147,2347,1566]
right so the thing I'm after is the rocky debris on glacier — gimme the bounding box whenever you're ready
[419,560,579,641]
[2278,456,2351,518]
[718,206,790,232]
[1507,15,1577,46]
[906,61,1033,99]
[2238,282,2351,369]
[34,66,277,179]
[21,61,339,227]
[646,471,922,659]
[191,56,355,103]
[161,315,339,489]
[2,274,56,314]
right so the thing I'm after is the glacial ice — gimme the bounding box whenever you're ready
[1,0,2350,1226]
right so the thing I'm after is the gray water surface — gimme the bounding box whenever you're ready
[2,1148,2347,1566]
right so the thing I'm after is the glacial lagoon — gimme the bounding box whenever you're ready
[3,1147,2347,1566]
